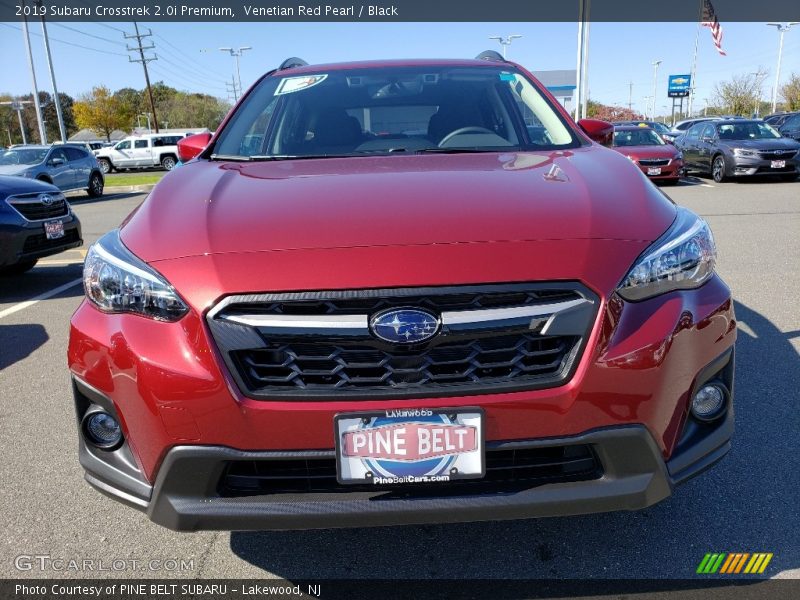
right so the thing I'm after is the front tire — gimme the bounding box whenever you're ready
[161,155,177,170]
[98,158,113,174]
[712,155,728,183]
[0,259,37,276]
[87,172,104,198]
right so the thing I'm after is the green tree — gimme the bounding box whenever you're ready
[73,86,134,141]
[712,69,769,116]
[780,73,800,111]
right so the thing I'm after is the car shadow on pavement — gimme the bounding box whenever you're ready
[229,299,799,585]
[0,324,48,370]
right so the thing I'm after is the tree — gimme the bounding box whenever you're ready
[586,99,644,122]
[780,73,800,111]
[73,86,134,141]
[712,69,769,116]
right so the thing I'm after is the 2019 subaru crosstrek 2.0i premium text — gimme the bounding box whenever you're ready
[68,56,736,531]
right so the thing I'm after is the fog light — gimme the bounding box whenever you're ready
[82,412,122,449]
[691,384,726,421]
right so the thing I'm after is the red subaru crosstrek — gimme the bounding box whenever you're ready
[69,54,735,531]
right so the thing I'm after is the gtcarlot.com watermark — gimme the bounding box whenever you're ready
[14,554,194,573]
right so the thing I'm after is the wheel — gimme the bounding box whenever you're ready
[161,155,177,170]
[87,172,104,198]
[711,155,728,183]
[98,158,113,174]
[36,176,52,185]
[0,259,37,276]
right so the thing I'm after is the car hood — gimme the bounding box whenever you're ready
[720,138,800,151]
[121,148,676,263]
[612,145,679,160]
[0,165,31,176]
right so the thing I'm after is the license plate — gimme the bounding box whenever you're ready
[44,220,64,240]
[647,167,662,176]
[771,160,785,169]
[335,408,484,485]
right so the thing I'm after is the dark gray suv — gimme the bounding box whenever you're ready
[0,145,105,197]
[676,119,800,182]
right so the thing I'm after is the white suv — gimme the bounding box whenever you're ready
[94,132,207,173]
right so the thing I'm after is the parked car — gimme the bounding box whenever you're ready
[69,54,735,531]
[93,132,207,173]
[611,125,684,184]
[776,112,800,141]
[613,120,672,138]
[53,140,104,152]
[662,117,721,143]
[675,119,800,182]
[0,175,82,274]
[0,145,104,197]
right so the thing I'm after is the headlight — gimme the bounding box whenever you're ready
[83,230,189,321]
[732,148,758,158]
[617,208,716,301]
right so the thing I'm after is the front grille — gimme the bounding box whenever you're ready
[7,193,69,220]
[219,444,602,497]
[22,228,80,254]
[638,158,670,167]
[759,151,797,160]
[208,283,597,400]
[234,334,573,390]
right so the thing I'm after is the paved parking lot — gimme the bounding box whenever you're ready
[0,178,798,581]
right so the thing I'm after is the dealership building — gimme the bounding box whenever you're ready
[532,70,578,115]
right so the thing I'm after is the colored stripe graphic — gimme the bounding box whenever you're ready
[698,553,774,575]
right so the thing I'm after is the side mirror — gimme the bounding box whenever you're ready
[49,157,65,167]
[577,118,614,146]
[177,132,212,162]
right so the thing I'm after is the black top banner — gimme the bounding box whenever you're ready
[3,0,800,22]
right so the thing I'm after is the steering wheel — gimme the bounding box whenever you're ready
[438,126,496,147]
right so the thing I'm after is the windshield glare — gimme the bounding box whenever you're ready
[613,129,665,147]
[718,122,781,140]
[0,149,47,166]
[213,65,578,159]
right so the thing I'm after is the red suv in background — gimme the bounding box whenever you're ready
[68,54,735,531]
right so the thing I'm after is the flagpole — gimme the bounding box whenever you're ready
[687,0,704,117]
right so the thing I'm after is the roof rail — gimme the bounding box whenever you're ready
[279,57,308,70]
[475,50,506,62]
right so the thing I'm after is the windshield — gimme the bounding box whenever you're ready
[613,129,665,147]
[717,122,781,140]
[212,65,579,159]
[0,148,48,166]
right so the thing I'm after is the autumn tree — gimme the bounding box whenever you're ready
[73,86,134,141]
[712,69,769,116]
[780,73,800,111]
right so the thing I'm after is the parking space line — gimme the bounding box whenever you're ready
[0,278,82,320]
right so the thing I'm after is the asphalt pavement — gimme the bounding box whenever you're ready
[0,177,798,582]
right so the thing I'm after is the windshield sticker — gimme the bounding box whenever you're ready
[499,72,516,81]
[275,74,328,95]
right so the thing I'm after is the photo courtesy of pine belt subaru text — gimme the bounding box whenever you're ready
[68,52,736,531]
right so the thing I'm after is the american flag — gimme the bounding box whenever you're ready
[701,0,727,56]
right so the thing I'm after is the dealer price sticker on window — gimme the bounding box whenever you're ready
[335,409,484,485]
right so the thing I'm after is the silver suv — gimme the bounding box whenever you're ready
[0,145,105,197]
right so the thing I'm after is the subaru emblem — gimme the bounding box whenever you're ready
[39,194,54,206]
[370,309,440,344]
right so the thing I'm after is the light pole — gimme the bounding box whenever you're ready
[219,46,252,95]
[650,60,662,120]
[766,23,799,113]
[642,96,652,119]
[488,35,522,59]
[750,71,767,117]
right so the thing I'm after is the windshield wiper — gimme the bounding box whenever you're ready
[209,154,254,162]
[415,147,510,154]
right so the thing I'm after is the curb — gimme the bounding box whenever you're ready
[103,183,158,194]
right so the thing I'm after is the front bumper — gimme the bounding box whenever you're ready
[0,209,82,267]
[634,160,684,181]
[72,344,735,531]
[729,155,799,177]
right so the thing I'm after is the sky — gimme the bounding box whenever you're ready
[1,20,799,117]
